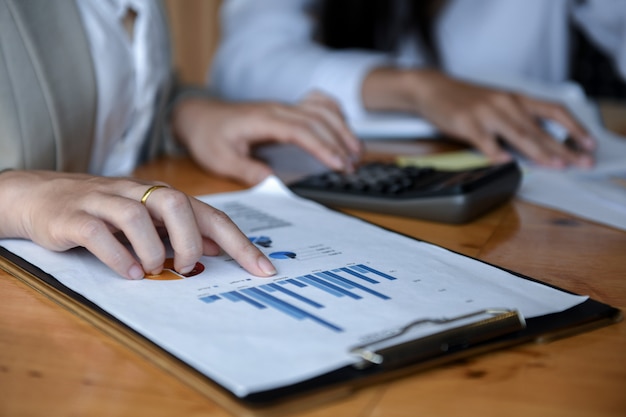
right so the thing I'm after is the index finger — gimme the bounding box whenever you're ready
[189,198,277,277]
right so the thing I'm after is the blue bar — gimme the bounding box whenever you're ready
[350,265,369,273]
[199,294,221,304]
[283,278,307,288]
[355,264,397,280]
[242,287,342,332]
[221,292,241,302]
[301,275,362,299]
[267,283,323,308]
[340,267,380,284]
[242,288,306,319]
[261,284,276,292]
[319,271,390,300]
[299,275,344,297]
[222,291,267,309]
[315,272,354,289]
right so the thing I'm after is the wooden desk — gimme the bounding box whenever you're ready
[1,131,626,416]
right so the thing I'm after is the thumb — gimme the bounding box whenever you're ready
[226,156,273,186]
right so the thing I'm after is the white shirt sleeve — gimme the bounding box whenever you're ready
[571,0,626,80]
[209,0,392,120]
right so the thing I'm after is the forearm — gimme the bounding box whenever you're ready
[211,0,318,102]
[211,0,389,120]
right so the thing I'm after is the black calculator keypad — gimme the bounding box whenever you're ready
[288,161,522,223]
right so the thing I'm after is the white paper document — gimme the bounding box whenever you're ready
[0,178,587,398]
[350,112,437,140]
[515,90,626,231]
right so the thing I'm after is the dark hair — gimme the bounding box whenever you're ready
[314,0,445,65]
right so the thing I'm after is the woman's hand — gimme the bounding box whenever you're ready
[363,68,596,168]
[0,170,276,280]
[172,91,362,185]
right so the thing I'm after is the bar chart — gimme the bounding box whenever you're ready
[199,264,396,332]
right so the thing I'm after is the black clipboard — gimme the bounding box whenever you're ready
[0,243,621,415]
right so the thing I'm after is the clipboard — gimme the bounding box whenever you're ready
[0,245,621,416]
[0,177,622,415]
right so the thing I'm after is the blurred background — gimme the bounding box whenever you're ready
[164,0,625,133]
[165,0,222,85]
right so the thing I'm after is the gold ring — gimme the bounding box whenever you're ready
[140,185,168,205]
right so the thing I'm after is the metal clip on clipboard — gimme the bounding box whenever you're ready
[350,309,526,370]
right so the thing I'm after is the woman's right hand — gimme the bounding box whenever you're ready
[0,170,276,280]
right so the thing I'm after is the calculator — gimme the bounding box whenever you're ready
[288,161,522,223]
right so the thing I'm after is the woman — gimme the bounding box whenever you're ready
[0,0,358,279]
[211,0,626,168]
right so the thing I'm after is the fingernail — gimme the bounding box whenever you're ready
[577,155,594,169]
[128,264,144,280]
[495,152,512,163]
[178,264,194,275]
[330,155,345,170]
[257,256,277,276]
[583,136,596,150]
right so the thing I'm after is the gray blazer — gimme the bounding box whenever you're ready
[0,0,180,172]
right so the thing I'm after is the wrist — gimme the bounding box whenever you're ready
[170,97,209,148]
[361,67,445,115]
[0,170,29,238]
